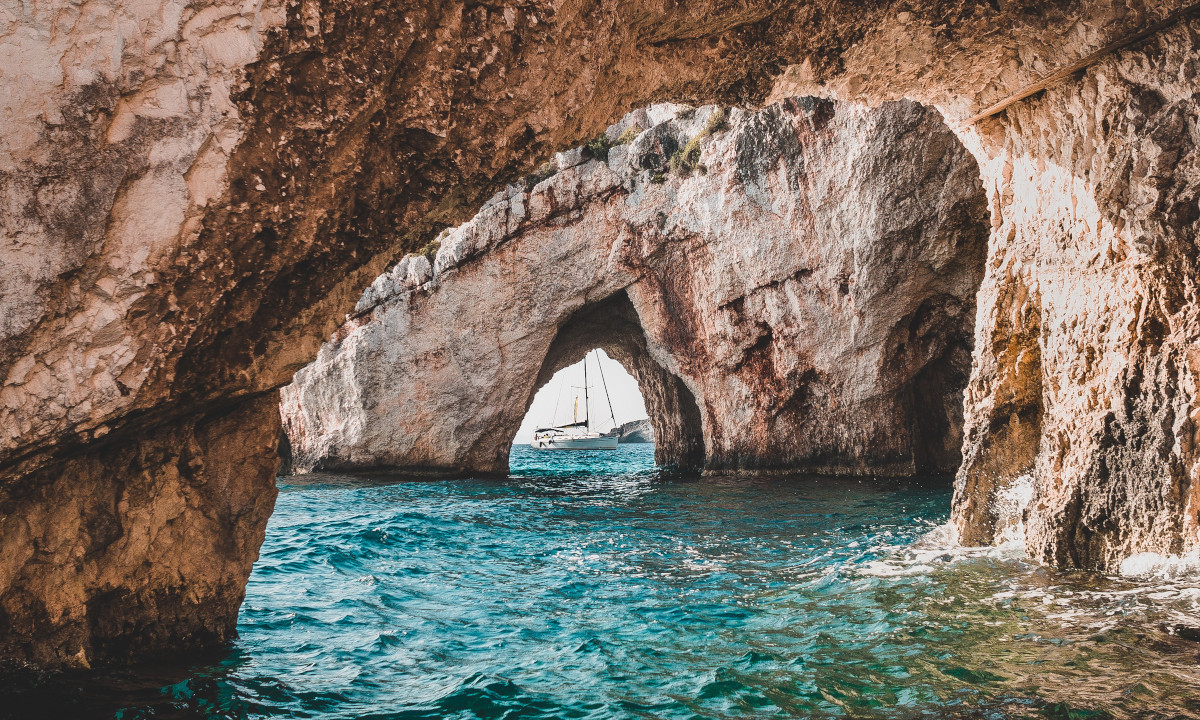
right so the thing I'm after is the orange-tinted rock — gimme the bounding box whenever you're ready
[3,0,1200,669]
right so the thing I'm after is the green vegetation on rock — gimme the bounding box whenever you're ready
[669,107,730,177]
[584,135,615,161]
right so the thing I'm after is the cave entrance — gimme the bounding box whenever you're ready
[512,349,652,466]
[515,349,646,445]
[279,99,992,480]
[509,291,704,473]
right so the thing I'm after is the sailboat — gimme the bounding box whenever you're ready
[530,350,621,451]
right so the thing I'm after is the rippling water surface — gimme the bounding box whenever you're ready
[7,444,1200,719]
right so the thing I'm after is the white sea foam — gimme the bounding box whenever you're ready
[992,474,1035,547]
[856,522,1025,578]
[1119,552,1200,580]
[856,478,1039,578]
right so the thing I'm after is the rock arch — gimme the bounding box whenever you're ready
[522,292,706,472]
[281,99,989,479]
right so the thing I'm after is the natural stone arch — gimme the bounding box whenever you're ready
[521,291,705,472]
[8,2,1187,495]
[280,286,705,476]
[281,99,989,480]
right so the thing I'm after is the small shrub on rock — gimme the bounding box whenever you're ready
[583,135,615,161]
[417,237,441,263]
[617,126,642,145]
[668,107,730,177]
[524,160,558,190]
[704,107,730,135]
[669,138,703,175]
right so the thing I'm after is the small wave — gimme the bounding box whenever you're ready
[859,474,1037,578]
[856,521,1027,577]
[1119,552,1200,580]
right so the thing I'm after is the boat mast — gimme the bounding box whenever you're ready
[583,352,590,431]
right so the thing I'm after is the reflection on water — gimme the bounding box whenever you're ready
[4,443,1200,719]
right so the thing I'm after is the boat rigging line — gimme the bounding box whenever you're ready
[595,352,618,430]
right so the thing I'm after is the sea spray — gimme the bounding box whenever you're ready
[1120,551,1200,579]
[992,473,1035,548]
[858,473,1037,579]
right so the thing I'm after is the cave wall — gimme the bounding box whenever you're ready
[6,0,862,669]
[753,2,1200,569]
[4,0,1200,667]
[0,395,279,668]
[280,100,989,476]
[950,22,1200,569]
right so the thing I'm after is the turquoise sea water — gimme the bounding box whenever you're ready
[6,444,1200,719]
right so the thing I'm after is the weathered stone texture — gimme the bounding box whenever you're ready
[1,0,287,453]
[612,419,655,444]
[0,395,279,668]
[2,0,870,670]
[281,100,989,477]
[950,22,1200,570]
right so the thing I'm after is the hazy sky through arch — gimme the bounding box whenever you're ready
[513,349,648,444]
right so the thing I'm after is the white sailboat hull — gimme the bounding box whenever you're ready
[530,435,619,451]
[530,350,621,451]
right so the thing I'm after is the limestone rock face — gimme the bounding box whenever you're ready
[281,100,990,476]
[948,22,1200,570]
[7,0,861,669]
[0,395,279,668]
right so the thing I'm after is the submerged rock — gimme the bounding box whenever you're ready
[281,99,989,477]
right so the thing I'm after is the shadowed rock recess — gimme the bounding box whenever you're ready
[281,101,989,477]
[2,0,1200,668]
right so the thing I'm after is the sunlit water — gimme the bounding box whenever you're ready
[6,444,1200,719]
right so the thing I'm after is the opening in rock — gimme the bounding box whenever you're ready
[510,349,653,474]
[514,349,647,445]
[278,98,989,480]
[8,0,1200,697]
[512,291,705,473]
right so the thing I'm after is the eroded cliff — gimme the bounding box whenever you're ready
[280,100,989,477]
[949,19,1200,570]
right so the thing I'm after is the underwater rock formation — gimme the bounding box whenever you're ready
[280,100,989,476]
[3,0,1200,668]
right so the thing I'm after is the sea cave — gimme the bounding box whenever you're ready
[3,1,1200,716]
